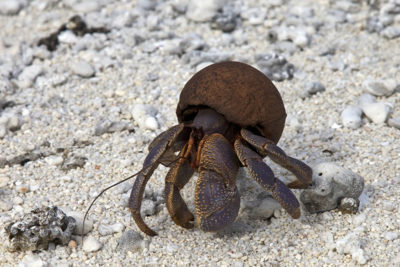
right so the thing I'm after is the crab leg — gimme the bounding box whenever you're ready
[129,124,185,236]
[240,129,312,189]
[148,125,188,167]
[165,155,195,229]
[234,138,301,218]
[195,134,240,231]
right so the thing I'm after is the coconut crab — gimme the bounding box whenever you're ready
[130,61,312,236]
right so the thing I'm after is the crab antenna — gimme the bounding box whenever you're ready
[81,156,182,240]
[81,171,141,239]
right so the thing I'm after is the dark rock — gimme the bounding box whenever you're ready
[5,206,76,251]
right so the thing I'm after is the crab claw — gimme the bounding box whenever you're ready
[195,170,240,232]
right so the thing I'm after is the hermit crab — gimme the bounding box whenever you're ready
[130,61,312,236]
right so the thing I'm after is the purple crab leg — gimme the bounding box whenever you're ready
[129,124,185,236]
[240,129,312,189]
[234,138,300,218]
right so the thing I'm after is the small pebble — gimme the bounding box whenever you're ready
[82,236,102,252]
[144,116,159,130]
[341,106,362,129]
[7,115,22,131]
[361,102,391,124]
[58,30,78,44]
[388,117,400,129]
[72,1,101,13]
[131,104,159,131]
[98,222,125,236]
[45,155,64,166]
[137,0,158,10]
[70,61,95,78]
[186,0,225,22]
[0,0,22,15]
[339,197,360,214]
[19,254,46,267]
[211,6,237,33]
[381,26,400,39]
[363,79,396,96]
[357,93,376,109]
[18,65,43,88]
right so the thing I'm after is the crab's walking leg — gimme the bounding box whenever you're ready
[195,134,240,231]
[234,138,300,219]
[129,124,185,236]
[240,129,312,189]
[165,155,195,229]
[148,126,188,167]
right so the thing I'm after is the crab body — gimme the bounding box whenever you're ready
[129,61,312,236]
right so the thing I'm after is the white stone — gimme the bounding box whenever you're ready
[82,236,102,252]
[45,155,64,166]
[0,0,22,15]
[111,222,125,233]
[144,116,159,130]
[361,102,391,124]
[98,222,125,236]
[18,254,46,267]
[58,30,78,44]
[363,79,396,96]
[341,106,362,129]
[131,104,159,130]
[70,61,95,78]
[7,115,21,130]
[186,0,226,22]
[73,1,101,13]
[388,117,400,129]
[382,26,400,39]
[357,93,376,109]
[291,29,310,47]
[18,65,43,88]
[137,0,158,10]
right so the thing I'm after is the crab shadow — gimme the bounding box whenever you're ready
[209,218,272,239]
